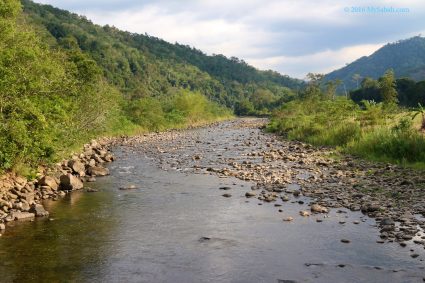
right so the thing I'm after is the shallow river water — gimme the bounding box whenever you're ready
[0,119,424,282]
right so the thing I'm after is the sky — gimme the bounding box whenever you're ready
[35,0,425,79]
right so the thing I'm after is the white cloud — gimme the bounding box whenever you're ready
[247,43,383,78]
[34,0,425,78]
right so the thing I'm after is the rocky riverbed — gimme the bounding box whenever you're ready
[0,138,116,234]
[1,118,425,282]
[120,118,425,258]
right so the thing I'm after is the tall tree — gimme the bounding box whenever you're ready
[379,69,398,105]
[300,73,324,99]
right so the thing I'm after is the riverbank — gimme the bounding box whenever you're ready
[0,138,116,234]
[123,118,425,255]
[0,119,233,234]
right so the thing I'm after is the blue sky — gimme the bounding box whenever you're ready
[35,0,425,79]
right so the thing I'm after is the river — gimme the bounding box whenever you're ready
[0,119,424,282]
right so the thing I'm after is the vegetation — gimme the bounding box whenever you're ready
[0,0,125,172]
[0,0,233,173]
[325,36,425,90]
[350,75,425,107]
[22,0,302,115]
[4,0,425,174]
[269,70,425,166]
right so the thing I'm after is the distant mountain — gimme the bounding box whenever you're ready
[325,36,425,90]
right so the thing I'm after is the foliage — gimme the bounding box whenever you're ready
[0,0,233,173]
[269,97,425,165]
[22,0,302,114]
[126,90,231,131]
[379,69,398,106]
[0,0,126,172]
[411,103,425,130]
[349,71,425,108]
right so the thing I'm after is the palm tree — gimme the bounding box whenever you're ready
[412,103,425,131]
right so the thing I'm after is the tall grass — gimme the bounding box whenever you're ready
[268,98,425,166]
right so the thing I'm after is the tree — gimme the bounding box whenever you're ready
[300,73,324,99]
[325,79,342,100]
[352,74,362,89]
[379,69,398,105]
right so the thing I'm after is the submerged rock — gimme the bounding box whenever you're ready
[30,204,49,217]
[11,211,35,221]
[87,166,110,176]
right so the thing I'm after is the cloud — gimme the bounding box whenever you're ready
[34,0,425,78]
[248,43,384,78]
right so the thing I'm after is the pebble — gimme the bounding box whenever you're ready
[219,186,231,190]
[341,239,350,243]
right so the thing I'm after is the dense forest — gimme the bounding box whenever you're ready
[22,0,303,115]
[0,0,304,173]
[325,36,425,90]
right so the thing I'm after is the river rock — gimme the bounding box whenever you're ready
[30,204,49,217]
[311,204,328,213]
[68,160,85,175]
[299,210,310,217]
[283,217,294,222]
[361,203,380,213]
[119,185,138,190]
[11,211,35,221]
[380,218,395,226]
[87,166,110,176]
[60,174,83,190]
[0,223,5,230]
[245,191,256,198]
[219,186,231,190]
[103,153,114,162]
[222,193,232,198]
[38,176,58,190]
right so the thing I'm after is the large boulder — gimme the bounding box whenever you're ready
[38,176,58,190]
[68,160,86,175]
[60,174,84,191]
[87,166,109,176]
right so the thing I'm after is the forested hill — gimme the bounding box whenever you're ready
[0,0,302,173]
[325,36,425,90]
[22,0,303,111]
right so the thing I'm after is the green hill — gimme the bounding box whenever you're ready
[22,0,303,111]
[325,36,425,90]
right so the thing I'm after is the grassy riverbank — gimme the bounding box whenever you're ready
[268,98,425,168]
